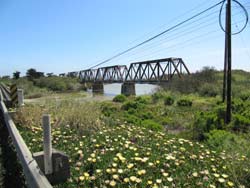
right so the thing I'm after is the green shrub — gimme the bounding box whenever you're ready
[101,102,119,117]
[205,130,241,150]
[135,96,151,104]
[122,99,146,111]
[160,117,173,126]
[232,99,245,114]
[177,98,192,107]
[122,101,138,111]
[113,94,127,103]
[239,92,250,101]
[204,130,250,186]
[142,119,163,131]
[124,114,141,125]
[34,77,80,92]
[164,96,174,105]
[151,92,165,102]
[199,83,219,97]
[232,114,250,132]
[139,111,154,120]
[192,112,217,141]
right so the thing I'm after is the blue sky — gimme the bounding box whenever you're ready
[0,0,249,76]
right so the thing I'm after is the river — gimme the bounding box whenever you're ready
[94,83,160,97]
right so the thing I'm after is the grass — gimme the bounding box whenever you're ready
[6,68,250,187]
[12,92,250,188]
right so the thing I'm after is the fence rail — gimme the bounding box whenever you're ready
[0,90,52,188]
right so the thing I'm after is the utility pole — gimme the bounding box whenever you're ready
[225,0,232,124]
[222,3,229,103]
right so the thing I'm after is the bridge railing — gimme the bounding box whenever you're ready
[0,90,52,188]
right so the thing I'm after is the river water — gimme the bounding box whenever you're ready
[102,83,160,96]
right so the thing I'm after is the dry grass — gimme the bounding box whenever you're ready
[14,99,103,136]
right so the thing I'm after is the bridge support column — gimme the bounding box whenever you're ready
[121,82,135,96]
[92,82,104,94]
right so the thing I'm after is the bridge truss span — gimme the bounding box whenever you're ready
[79,69,98,83]
[95,65,128,83]
[125,57,190,83]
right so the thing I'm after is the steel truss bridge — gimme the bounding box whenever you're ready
[60,57,190,84]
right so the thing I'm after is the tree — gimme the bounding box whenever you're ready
[13,71,20,79]
[26,68,44,80]
[46,73,54,77]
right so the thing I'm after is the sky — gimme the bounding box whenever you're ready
[0,0,249,76]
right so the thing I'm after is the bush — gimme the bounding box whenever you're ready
[192,112,217,141]
[135,96,151,104]
[232,114,250,132]
[192,104,226,141]
[142,119,163,131]
[177,98,192,107]
[122,100,145,111]
[139,111,154,120]
[199,83,219,97]
[113,94,127,103]
[101,102,119,117]
[122,101,138,111]
[152,92,165,102]
[239,92,250,101]
[164,96,174,105]
[205,130,241,150]
[124,114,141,125]
[34,77,80,92]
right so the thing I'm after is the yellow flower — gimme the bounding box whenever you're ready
[136,178,142,183]
[130,176,137,182]
[79,176,84,181]
[163,172,169,177]
[222,174,228,178]
[137,169,146,175]
[109,180,116,187]
[113,174,119,180]
[192,172,198,177]
[96,169,102,174]
[77,150,83,154]
[152,184,159,188]
[156,179,162,184]
[218,178,225,183]
[167,177,173,182]
[213,173,220,178]
[84,172,90,177]
[118,169,123,174]
[148,162,154,167]
[127,163,134,169]
[123,178,129,183]
[147,180,153,185]
[227,181,234,187]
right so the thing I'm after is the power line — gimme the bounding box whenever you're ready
[86,0,222,69]
[112,11,221,63]
[88,0,225,69]
[113,10,245,64]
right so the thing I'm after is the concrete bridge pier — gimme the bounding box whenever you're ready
[121,82,135,96]
[92,82,104,94]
